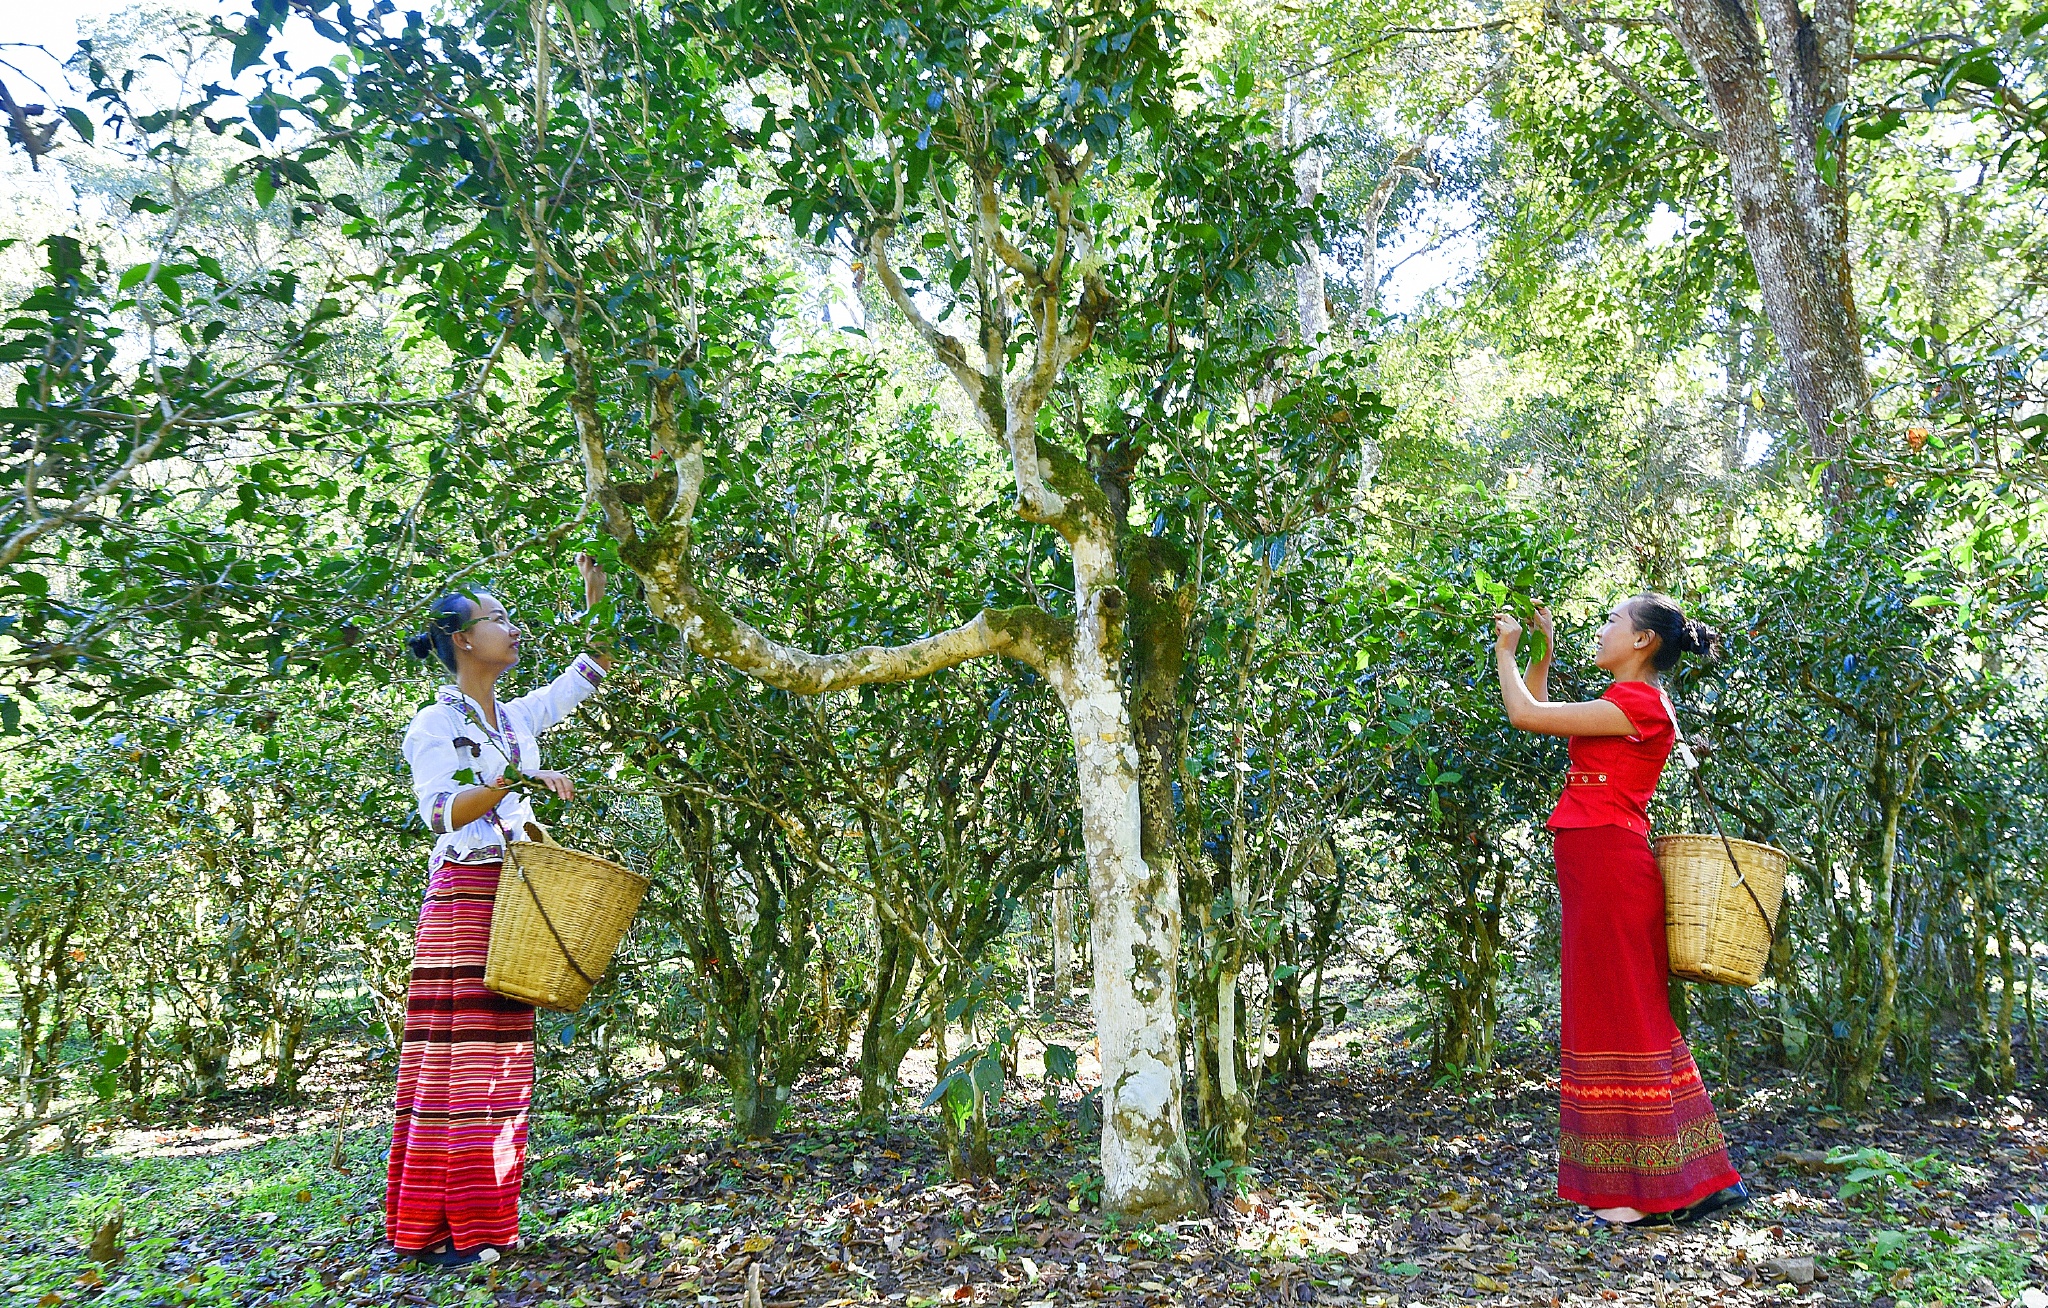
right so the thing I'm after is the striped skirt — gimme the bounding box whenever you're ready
[1554,825,1741,1212]
[385,858,534,1254]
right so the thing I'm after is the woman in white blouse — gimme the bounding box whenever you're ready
[385,555,612,1268]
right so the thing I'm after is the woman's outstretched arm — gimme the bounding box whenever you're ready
[1493,610,1634,739]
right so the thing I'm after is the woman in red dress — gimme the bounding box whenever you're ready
[1493,594,1749,1227]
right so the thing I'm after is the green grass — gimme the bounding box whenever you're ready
[0,1124,389,1305]
[1833,1221,2038,1308]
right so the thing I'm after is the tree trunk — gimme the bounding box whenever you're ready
[726,1050,782,1140]
[1023,913,1038,1010]
[1285,82,1329,360]
[16,988,42,1117]
[1215,957,1248,1167]
[857,924,923,1119]
[2024,928,2041,1067]
[1995,919,2017,1092]
[1052,536,1203,1219]
[182,1027,229,1100]
[273,1019,306,1099]
[1052,869,1074,1003]
[1668,0,1871,462]
[1843,795,1903,1109]
[1184,890,1225,1142]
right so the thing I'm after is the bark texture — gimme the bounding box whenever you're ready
[1662,0,1871,460]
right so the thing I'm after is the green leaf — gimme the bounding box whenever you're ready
[970,1052,1002,1096]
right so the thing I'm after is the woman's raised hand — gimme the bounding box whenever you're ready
[526,770,575,801]
[1493,609,1523,656]
[1530,603,1556,662]
[577,551,607,610]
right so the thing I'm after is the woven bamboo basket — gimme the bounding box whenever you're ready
[1655,833,1789,988]
[484,829,649,1012]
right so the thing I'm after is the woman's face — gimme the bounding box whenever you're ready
[456,592,521,672]
[1592,599,1652,672]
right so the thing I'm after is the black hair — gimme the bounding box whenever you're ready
[405,593,479,674]
[1628,593,1721,673]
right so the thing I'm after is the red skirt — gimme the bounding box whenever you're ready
[1554,825,1740,1212]
[385,859,534,1253]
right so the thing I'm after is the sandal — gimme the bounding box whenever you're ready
[1591,1210,1675,1228]
[408,1245,486,1268]
[1672,1182,1751,1226]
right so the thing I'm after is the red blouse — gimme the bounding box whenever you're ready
[1545,680,1675,835]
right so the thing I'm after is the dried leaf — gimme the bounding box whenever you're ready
[88,1208,123,1264]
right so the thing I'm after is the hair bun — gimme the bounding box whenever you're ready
[1683,619,1722,659]
[405,630,436,661]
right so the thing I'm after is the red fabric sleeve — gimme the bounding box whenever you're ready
[1601,681,1668,741]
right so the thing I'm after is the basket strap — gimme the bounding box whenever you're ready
[1660,688,1779,939]
[491,814,598,989]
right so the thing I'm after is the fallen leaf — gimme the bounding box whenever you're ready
[1475,1274,1509,1292]
[88,1209,123,1264]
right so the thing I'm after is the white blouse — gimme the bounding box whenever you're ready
[401,653,607,865]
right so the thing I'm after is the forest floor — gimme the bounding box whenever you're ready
[0,994,2044,1308]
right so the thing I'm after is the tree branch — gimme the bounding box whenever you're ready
[1856,33,1969,62]
[645,574,1072,693]
[1552,3,1722,150]
[867,225,989,424]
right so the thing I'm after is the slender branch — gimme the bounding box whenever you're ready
[867,226,988,420]
[3,420,171,571]
[1551,3,1722,150]
[1855,33,1969,63]
[976,170,1042,286]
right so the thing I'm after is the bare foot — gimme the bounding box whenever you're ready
[1593,1206,1646,1224]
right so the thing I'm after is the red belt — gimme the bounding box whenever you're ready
[1565,771,1610,786]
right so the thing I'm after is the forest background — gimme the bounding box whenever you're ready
[2,0,2047,1300]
